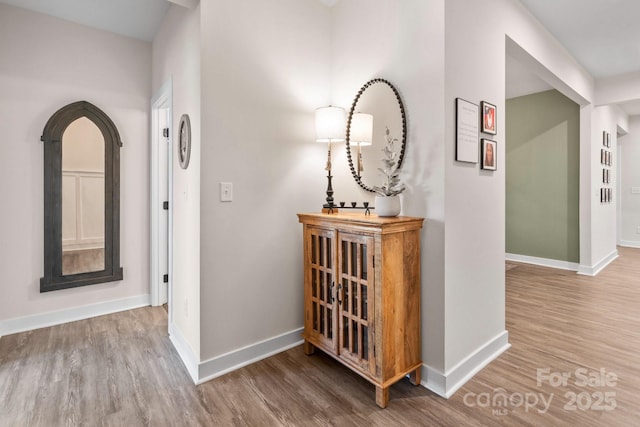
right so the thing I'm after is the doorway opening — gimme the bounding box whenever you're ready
[151,78,173,326]
[504,37,588,273]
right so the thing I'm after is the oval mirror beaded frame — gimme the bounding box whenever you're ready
[178,114,191,169]
[345,78,407,193]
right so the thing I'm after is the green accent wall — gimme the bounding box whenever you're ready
[506,90,580,263]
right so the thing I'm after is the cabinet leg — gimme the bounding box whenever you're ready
[409,367,421,386]
[303,340,315,355]
[375,386,389,408]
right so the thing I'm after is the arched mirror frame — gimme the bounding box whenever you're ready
[40,101,123,292]
[345,78,407,192]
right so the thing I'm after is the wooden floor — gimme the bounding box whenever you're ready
[2,247,640,426]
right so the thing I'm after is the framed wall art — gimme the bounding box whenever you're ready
[481,139,497,171]
[456,98,479,163]
[481,101,497,135]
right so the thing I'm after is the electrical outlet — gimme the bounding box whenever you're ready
[636,227,640,235]
[220,182,233,202]
[632,187,640,194]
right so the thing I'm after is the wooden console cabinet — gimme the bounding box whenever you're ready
[297,213,424,408]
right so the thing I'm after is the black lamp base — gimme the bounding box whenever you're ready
[323,173,336,213]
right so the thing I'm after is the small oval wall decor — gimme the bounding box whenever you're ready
[178,114,191,169]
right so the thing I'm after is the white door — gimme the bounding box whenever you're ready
[150,79,172,310]
[158,108,170,305]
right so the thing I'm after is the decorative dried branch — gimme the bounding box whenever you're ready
[372,127,406,197]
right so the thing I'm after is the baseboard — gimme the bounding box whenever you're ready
[422,330,510,398]
[577,249,619,276]
[506,253,578,271]
[196,327,304,384]
[0,294,150,337]
[618,240,640,249]
[168,322,199,383]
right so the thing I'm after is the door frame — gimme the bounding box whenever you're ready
[150,78,173,311]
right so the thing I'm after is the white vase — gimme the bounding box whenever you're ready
[375,195,401,217]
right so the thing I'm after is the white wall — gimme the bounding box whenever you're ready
[0,4,151,331]
[199,0,331,361]
[586,106,624,269]
[578,103,628,273]
[332,0,597,397]
[618,116,640,247]
[152,3,202,361]
[331,0,447,381]
[441,0,599,395]
[327,0,595,396]
[183,0,613,397]
[443,0,508,388]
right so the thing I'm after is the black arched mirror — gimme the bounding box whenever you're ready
[41,101,123,292]
[346,78,407,192]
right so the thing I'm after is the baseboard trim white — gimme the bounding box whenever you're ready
[577,249,619,276]
[422,330,510,398]
[168,322,199,383]
[506,253,579,271]
[196,327,304,385]
[618,240,640,249]
[0,294,150,337]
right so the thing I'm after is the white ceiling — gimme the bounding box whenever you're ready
[510,0,640,114]
[0,0,170,41]
[518,0,640,79]
[3,0,639,112]
[3,0,637,79]
[3,0,639,75]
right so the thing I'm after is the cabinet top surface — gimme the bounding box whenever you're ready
[297,212,424,228]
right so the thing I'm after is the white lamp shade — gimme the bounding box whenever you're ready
[315,106,346,142]
[350,113,373,146]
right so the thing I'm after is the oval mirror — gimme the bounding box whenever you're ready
[41,101,123,292]
[346,78,406,192]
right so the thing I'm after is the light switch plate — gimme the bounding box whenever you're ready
[220,182,233,202]
[631,187,640,194]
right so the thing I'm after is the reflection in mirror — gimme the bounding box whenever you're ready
[350,113,373,177]
[62,118,105,275]
[346,79,406,193]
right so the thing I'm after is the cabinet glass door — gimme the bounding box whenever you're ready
[337,232,374,374]
[305,227,337,351]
